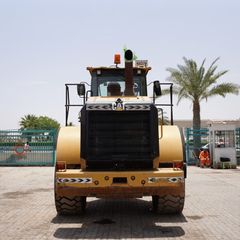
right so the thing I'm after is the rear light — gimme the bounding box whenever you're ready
[56,161,66,172]
[173,161,183,170]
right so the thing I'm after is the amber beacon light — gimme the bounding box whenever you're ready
[114,53,121,65]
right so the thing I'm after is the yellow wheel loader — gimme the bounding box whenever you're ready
[55,50,187,215]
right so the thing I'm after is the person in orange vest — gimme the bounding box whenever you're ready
[199,148,210,168]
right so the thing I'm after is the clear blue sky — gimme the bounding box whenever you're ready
[0,0,239,129]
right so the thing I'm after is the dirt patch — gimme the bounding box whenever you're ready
[1,188,51,199]
[186,215,203,220]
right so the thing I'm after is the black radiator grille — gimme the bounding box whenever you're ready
[81,106,159,170]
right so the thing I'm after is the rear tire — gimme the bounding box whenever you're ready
[152,194,184,214]
[55,195,87,215]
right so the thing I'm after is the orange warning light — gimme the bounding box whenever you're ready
[114,54,121,65]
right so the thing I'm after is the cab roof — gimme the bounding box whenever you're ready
[86,66,152,74]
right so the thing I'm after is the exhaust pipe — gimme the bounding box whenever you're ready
[124,49,134,96]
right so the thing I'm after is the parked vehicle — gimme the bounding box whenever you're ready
[54,50,186,215]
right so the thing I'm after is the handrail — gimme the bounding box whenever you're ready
[158,108,164,139]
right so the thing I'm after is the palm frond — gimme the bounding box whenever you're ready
[203,83,240,99]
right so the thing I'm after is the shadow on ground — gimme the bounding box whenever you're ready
[52,198,186,239]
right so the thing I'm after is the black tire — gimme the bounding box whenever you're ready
[152,194,184,214]
[55,195,87,215]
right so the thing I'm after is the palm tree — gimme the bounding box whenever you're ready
[19,114,39,129]
[166,57,239,154]
[20,115,60,130]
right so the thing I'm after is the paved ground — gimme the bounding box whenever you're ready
[0,166,239,240]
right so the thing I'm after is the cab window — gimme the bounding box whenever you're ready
[97,76,142,96]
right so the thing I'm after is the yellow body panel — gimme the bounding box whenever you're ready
[55,125,185,198]
[56,126,81,164]
[56,168,184,197]
[159,125,183,163]
[56,125,184,165]
[56,169,183,188]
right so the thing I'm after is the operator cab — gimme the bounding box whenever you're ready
[64,50,175,127]
[86,67,151,97]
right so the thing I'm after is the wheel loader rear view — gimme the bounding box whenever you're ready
[55,49,187,214]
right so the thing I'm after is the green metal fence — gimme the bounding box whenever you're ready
[185,128,209,165]
[236,128,240,148]
[236,128,240,164]
[0,129,57,166]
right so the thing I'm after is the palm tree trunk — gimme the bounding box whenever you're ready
[193,99,201,160]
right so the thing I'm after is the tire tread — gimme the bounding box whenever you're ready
[152,194,185,214]
[55,195,86,215]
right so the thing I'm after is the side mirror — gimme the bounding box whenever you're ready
[77,84,85,96]
[153,81,162,96]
